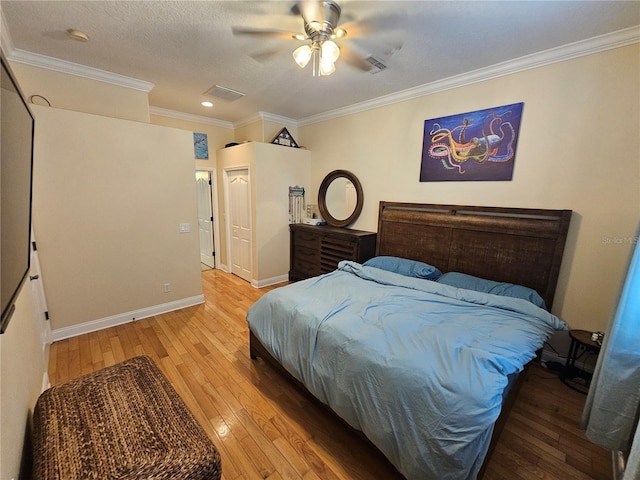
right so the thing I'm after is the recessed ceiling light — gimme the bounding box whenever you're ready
[66,29,89,42]
[201,101,214,108]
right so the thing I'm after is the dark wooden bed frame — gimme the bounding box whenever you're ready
[250,202,572,478]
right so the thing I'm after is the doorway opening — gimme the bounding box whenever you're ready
[195,170,217,270]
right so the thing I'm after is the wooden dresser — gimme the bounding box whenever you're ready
[289,224,377,281]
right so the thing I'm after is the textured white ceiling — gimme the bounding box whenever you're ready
[2,1,639,124]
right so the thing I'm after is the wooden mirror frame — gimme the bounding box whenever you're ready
[317,170,364,228]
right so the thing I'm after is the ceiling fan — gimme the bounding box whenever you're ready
[232,0,404,76]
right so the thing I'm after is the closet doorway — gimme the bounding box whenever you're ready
[195,170,217,269]
[225,167,252,282]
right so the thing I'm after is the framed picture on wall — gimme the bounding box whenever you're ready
[193,132,209,160]
[420,102,524,182]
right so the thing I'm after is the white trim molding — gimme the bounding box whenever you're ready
[251,274,289,289]
[234,111,298,130]
[298,26,640,126]
[50,294,205,342]
[149,106,234,129]
[6,48,154,92]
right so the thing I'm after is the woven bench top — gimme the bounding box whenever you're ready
[32,355,221,479]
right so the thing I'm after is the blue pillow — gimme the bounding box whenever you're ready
[363,256,442,280]
[436,272,547,309]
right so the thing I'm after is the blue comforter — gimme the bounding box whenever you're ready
[246,261,567,479]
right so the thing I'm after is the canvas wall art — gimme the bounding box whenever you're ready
[193,132,209,160]
[420,102,524,182]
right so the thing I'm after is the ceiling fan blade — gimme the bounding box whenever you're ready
[231,26,304,41]
[249,46,292,63]
[340,11,408,39]
[339,44,374,72]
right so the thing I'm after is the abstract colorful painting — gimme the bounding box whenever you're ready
[420,102,523,182]
[193,132,209,160]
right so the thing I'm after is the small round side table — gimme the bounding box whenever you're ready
[560,329,602,394]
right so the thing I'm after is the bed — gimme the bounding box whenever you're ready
[247,202,572,479]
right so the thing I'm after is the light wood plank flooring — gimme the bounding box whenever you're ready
[48,269,611,480]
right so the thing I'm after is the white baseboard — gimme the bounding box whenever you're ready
[50,294,205,342]
[41,372,50,392]
[251,274,289,289]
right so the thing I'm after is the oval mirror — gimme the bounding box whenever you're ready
[318,170,363,228]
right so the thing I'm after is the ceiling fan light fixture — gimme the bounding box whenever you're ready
[332,28,347,39]
[294,39,339,76]
[321,40,340,63]
[293,45,312,68]
[319,58,336,76]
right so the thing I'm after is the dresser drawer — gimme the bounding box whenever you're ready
[292,246,320,276]
[320,237,357,272]
[292,231,319,250]
[289,224,376,281]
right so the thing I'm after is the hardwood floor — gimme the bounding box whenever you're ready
[48,269,612,480]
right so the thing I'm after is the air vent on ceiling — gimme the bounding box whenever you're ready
[204,85,245,102]
[365,55,387,74]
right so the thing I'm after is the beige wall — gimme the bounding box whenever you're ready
[234,120,264,143]
[31,105,203,331]
[0,283,48,480]
[216,142,311,284]
[253,142,310,283]
[9,62,150,122]
[1,41,636,477]
[299,45,640,333]
[263,120,300,147]
[149,114,234,169]
[234,117,300,145]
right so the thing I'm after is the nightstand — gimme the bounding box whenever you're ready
[560,329,602,394]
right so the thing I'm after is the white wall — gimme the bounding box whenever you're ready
[299,44,640,334]
[31,105,203,332]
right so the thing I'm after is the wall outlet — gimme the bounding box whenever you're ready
[163,283,171,293]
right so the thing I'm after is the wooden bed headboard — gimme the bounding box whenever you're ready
[376,202,572,309]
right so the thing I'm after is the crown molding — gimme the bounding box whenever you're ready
[232,113,263,129]
[6,48,154,92]
[234,111,298,129]
[0,8,154,93]
[298,26,640,126]
[149,106,233,129]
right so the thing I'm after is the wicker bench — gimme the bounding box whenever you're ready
[32,355,221,479]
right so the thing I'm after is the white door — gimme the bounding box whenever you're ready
[195,171,215,268]
[228,169,252,282]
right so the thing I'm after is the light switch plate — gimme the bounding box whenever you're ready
[179,223,190,233]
